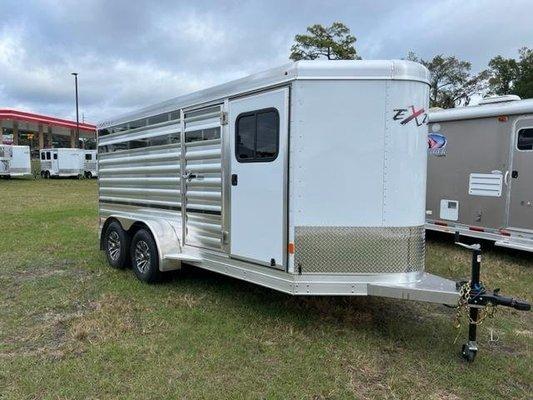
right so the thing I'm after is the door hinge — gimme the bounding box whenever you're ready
[220,111,228,126]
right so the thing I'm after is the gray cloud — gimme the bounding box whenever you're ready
[0,0,531,123]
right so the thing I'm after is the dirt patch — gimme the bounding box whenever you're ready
[70,293,138,343]
[345,357,392,399]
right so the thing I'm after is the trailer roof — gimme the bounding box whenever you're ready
[98,60,429,129]
[429,98,533,123]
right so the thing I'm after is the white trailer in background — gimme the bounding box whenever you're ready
[96,60,530,361]
[0,145,32,178]
[84,150,98,178]
[39,148,84,179]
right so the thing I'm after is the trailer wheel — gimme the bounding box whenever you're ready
[103,221,130,269]
[461,344,477,362]
[85,171,92,179]
[44,170,50,179]
[130,229,161,283]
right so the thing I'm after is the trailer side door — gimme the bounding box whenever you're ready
[228,88,288,268]
[508,117,533,231]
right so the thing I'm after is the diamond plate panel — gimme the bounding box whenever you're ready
[294,226,425,274]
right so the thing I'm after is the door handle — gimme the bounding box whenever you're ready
[504,170,510,186]
[231,174,238,186]
[182,172,197,181]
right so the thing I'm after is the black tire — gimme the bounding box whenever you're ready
[44,170,50,179]
[103,221,130,269]
[130,229,161,283]
[461,344,477,362]
[85,171,92,179]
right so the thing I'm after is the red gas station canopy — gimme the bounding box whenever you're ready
[0,109,96,133]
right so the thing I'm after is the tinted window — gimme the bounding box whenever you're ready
[46,152,51,160]
[517,128,533,151]
[53,153,57,160]
[85,154,92,160]
[236,115,255,160]
[41,152,45,160]
[235,108,279,162]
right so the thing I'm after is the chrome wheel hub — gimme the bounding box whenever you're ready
[134,240,151,273]
[107,231,121,261]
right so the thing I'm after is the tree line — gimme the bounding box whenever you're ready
[290,22,533,108]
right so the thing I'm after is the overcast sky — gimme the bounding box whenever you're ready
[0,0,531,124]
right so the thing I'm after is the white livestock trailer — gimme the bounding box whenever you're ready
[0,144,31,178]
[97,60,529,361]
[0,144,32,178]
[84,150,98,178]
[39,148,84,179]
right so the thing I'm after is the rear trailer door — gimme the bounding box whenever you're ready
[508,118,533,230]
[228,88,289,268]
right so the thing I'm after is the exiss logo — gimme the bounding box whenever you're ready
[392,106,428,126]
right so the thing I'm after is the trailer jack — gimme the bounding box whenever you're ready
[454,235,530,362]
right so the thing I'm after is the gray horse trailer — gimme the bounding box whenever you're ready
[427,96,533,252]
[97,62,529,361]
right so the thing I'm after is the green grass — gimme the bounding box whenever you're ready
[0,179,531,399]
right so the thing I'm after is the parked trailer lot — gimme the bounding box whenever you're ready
[0,180,531,399]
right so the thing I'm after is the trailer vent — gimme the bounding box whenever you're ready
[294,226,425,274]
[468,173,502,197]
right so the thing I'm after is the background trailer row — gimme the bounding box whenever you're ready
[427,96,533,252]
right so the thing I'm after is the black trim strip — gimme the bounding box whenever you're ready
[99,200,221,215]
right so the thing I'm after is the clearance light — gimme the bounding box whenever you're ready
[288,242,295,254]
[498,116,509,122]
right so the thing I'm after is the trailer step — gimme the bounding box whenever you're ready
[164,253,203,263]
[494,240,533,252]
[367,273,459,305]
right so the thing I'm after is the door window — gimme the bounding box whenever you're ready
[517,128,533,151]
[46,152,51,160]
[53,153,57,160]
[235,108,279,162]
[41,152,45,160]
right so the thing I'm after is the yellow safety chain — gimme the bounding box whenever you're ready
[453,281,496,343]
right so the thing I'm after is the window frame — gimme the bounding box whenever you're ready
[235,107,280,163]
[516,127,533,152]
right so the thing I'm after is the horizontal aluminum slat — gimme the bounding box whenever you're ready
[187,177,221,187]
[99,164,180,175]
[99,177,180,186]
[185,138,220,148]
[186,191,221,201]
[186,163,221,174]
[185,148,221,161]
[184,121,221,131]
[189,233,221,248]
[100,196,181,208]
[99,152,180,166]
[187,220,222,235]
[99,123,181,146]
[100,187,180,197]
[186,203,221,212]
